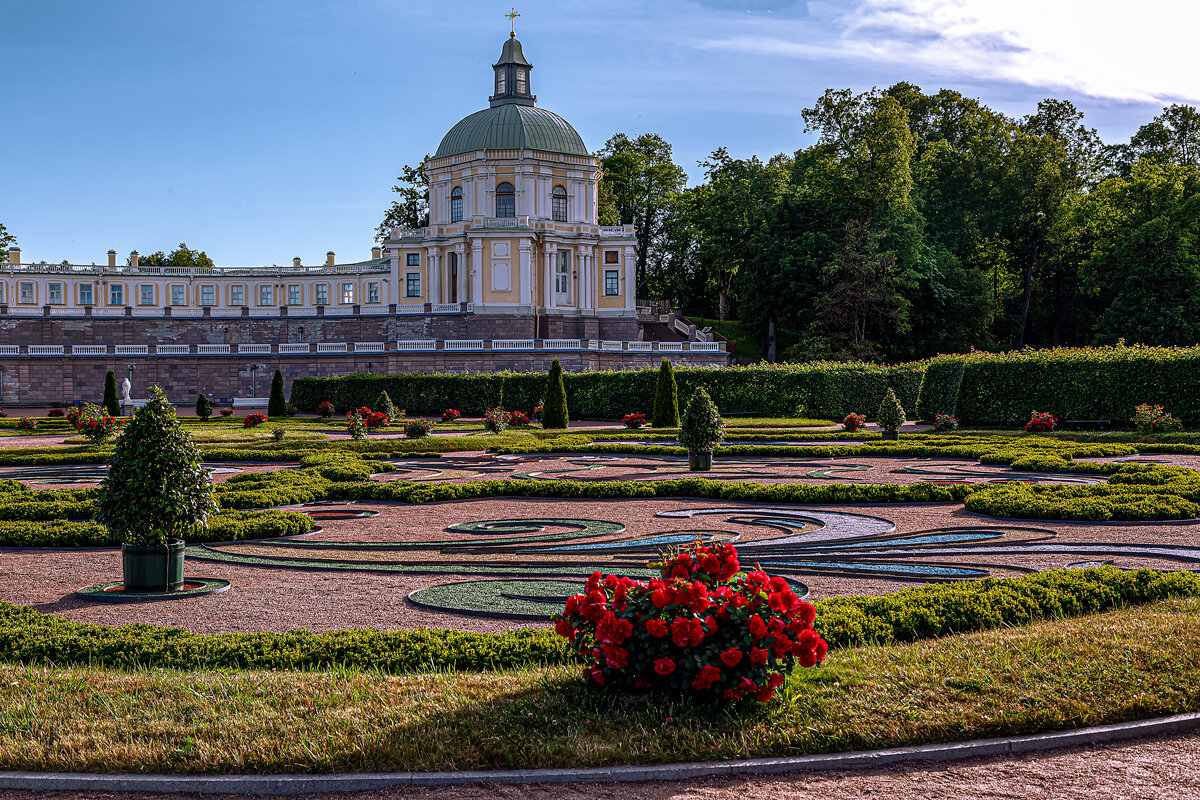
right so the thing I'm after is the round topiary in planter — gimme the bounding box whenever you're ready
[877,387,906,441]
[97,386,217,592]
[679,389,725,471]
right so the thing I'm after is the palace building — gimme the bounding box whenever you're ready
[0,34,726,406]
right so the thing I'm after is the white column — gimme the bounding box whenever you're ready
[427,249,439,303]
[624,246,636,311]
[471,242,484,304]
[519,242,532,309]
[456,245,467,303]
[582,248,592,311]
[545,248,555,309]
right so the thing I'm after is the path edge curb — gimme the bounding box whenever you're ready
[1,711,1197,795]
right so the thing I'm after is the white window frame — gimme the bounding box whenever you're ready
[340,282,355,304]
[367,282,380,304]
[18,282,34,304]
[287,284,301,306]
[200,284,215,306]
[230,285,246,307]
[604,269,620,297]
[138,284,156,306]
[258,285,274,306]
[78,283,94,306]
[109,284,124,306]
[170,284,186,306]
[406,272,421,298]
[314,283,329,306]
[47,283,64,305]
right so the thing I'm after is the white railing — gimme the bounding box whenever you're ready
[432,303,460,314]
[48,307,85,316]
[394,339,437,351]
[316,342,348,353]
[132,308,161,317]
[689,342,721,352]
[483,217,522,228]
[588,339,601,350]
[391,227,425,239]
[674,318,691,336]
[288,306,318,317]
[599,226,628,237]
[170,308,204,318]
[91,308,126,317]
[353,341,386,353]
[115,345,149,355]
[248,308,277,318]
[324,306,354,316]
[656,341,684,352]
[0,345,18,355]
[491,339,535,350]
[543,339,581,350]
[360,305,389,316]
[443,339,483,351]
[156,344,190,356]
[8,306,42,316]
[396,303,424,315]
[28,345,65,356]
[602,340,624,351]
[197,344,231,355]
[72,345,108,356]
[277,343,311,355]
[238,343,272,355]
[627,341,653,352]
[210,308,243,318]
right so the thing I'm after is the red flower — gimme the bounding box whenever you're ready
[670,616,692,647]
[644,618,669,638]
[554,619,575,639]
[749,647,769,665]
[691,665,722,690]
[719,648,743,667]
[654,657,676,675]
[748,614,767,639]
[767,673,785,688]
[754,686,775,703]
[651,587,671,608]
[604,646,628,670]
[586,667,606,686]
[564,594,584,617]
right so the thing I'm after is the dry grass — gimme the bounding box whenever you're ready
[2,597,1198,774]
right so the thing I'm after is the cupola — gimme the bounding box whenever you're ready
[490,36,535,107]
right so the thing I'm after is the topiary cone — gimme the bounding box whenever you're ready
[652,359,680,428]
[877,387,906,433]
[103,370,120,417]
[268,369,288,418]
[542,359,569,429]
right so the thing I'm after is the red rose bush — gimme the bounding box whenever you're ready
[1024,410,1057,432]
[555,543,827,703]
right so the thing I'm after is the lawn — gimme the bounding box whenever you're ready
[2,597,1197,773]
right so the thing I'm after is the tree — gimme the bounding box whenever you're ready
[597,134,688,297]
[376,158,430,242]
[651,359,680,427]
[129,244,214,269]
[876,387,906,432]
[103,370,120,417]
[1111,104,1200,173]
[195,393,213,421]
[97,386,216,546]
[678,389,725,453]
[374,389,399,421]
[541,359,569,429]
[268,369,287,418]
[0,222,15,253]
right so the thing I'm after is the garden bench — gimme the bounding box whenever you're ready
[232,397,269,409]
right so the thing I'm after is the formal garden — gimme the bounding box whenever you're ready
[2,347,1200,777]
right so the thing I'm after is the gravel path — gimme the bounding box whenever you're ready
[0,729,1196,799]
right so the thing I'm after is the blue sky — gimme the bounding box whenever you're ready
[3,0,1195,266]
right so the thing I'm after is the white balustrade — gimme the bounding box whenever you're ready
[91,308,126,317]
[8,307,42,316]
[491,339,535,351]
[115,345,149,355]
[599,225,628,236]
[626,341,653,352]
[71,345,108,356]
[28,345,65,356]
[394,340,437,351]
[656,342,684,352]
[443,339,484,351]
[359,305,389,316]
[48,307,85,316]
[209,308,243,318]
[156,344,191,356]
[248,308,277,318]
[132,308,161,317]
[674,318,691,336]
[602,340,624,351]
[238,343,272,355]
[324,306,354,316]
[197,344,232,355]
[353,341,386,353]
[587,339,601,350]
[277,343,311,355]
[396,304,424,315]
[0,345,18,355]
[171,308,204,318]
[288,306,318,317]
[316,342,348,353]
[542,339,581,350]
[689,342,721,352]
[432,303,460,314]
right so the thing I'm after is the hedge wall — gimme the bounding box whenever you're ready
[290,363,923,420]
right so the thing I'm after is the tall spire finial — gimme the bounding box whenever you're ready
[506,7,520,38]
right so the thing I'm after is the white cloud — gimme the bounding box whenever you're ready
[695,0,1200,104]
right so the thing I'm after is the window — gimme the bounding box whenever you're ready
[0,283,6,303]
[406,253,420,267]
[495,182,515,218]
[109,284,124,306]
[552,185,567,222]
[604,269,620,297]
[258,285,273,306]
[200,285,215,306]
[450,187,463,223]
[367,282,380,304]
[555,250,572,303]
[406,272,421,297]
[47,283,63,305]
[170,285,185,306]
[230,285,245,307]
[496,68,506,94]
[604,250,620,264]
[78,284,94,306]
[18,283,34,304]
[139,284,155,306]
[340,282,355,304]
[314,284,329,305]
[287,285,301,306]
[515,68,527,94]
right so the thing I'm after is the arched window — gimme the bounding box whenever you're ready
[450,187,463,223]
[496,182,515,218]
[551,185,568,222]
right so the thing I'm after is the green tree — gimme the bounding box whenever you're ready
[651,358,680,427]
[268,370,287,418]
[541,359,569,429]
[129,244,214,269]
[103,370,120,417]
[376,158,430,242]
[0,222,15,253]
[374,389,399,421]
[597,133,688,297]
[678,389,725,452]
[97,386,216,546]
[195,393,212,421]
[1110,104,1200,173]
[876,387,906,432]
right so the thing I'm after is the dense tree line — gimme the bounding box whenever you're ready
[597,87,1200,361]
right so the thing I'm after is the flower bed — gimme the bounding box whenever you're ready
[47,408,65,417]
[484,407,511,434]
[1025,410,1057,432]
[243,412,268,429]
[509,410,531,428]
[16,418,36,431]
[1132,403,1182,433]
[441,409,461,422]
[623,413,647,429]
[933,412,959,431]
[317,401,335,418]
[404,419,434,439]
[842,412,867,432]
[219,407,233,417]
[556,543,826,704]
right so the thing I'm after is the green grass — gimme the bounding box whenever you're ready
[1,597,1196,773]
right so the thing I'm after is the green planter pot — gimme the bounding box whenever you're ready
[881,430,899,441]
[688,450,714,471]
[121,540,186,592]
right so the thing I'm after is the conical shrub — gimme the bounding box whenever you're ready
[541,359,569,429]
[195,393,212,421]
[103,370,120,417]
[651,359,680,428]
[877,387,906,432]
[268,369,287,417]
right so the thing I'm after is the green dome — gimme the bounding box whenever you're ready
[434,103,588,159]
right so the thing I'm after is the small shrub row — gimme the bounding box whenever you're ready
[0,510,313,547]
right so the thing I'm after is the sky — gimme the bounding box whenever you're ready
[2,0,1197,266]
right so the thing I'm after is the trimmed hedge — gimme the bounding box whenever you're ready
[0,567,1195,673]
[289,363,924,420]
[0,510,313,547]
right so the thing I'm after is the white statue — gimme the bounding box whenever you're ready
[121,377,132,405]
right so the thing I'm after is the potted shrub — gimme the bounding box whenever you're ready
[877,388,905,441]
[96,386,216,592]
[317,401,336,418]
[678,389,725,471]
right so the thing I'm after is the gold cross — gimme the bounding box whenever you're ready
[506,7,520,37]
